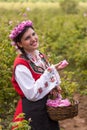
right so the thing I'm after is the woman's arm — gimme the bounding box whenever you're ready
[15,64,61,101]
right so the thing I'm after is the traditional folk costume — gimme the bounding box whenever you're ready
[12,50,61,130]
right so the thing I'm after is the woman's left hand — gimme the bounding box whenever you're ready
[55,60,69,71]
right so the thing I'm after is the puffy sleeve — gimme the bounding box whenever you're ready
[15,64,61,101]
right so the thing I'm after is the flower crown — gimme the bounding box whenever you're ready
[9,20,33,41]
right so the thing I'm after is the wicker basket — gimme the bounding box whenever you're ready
[47,100,78,121]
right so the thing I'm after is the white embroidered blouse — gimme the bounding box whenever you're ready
[15,50,61,101]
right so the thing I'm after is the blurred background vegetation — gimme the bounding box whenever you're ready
[0,0,87,129]
[0,0,87,2]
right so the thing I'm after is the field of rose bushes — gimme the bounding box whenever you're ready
[0,1,87,129]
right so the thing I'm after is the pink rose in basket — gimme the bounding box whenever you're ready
[58,99,71,107]
[46,98,71,107]
[46,99,60,107]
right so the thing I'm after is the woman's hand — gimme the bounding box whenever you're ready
[57,86,62,94]
[55,60,69,71]
[50,86,62,96]
[50,86,62,99]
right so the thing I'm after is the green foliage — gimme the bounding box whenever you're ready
[9,113,31,130]
[0,118,2,130]
[60,71,79,101]
[0,0,86,2]
[0,23,17,114]
[60,0,79,14]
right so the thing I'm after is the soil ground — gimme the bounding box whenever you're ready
[59,94,87,130]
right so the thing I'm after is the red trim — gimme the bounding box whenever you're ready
[13,99,23,122]
[12,99,23,130]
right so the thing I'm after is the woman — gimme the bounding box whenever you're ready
[9,20,68,130]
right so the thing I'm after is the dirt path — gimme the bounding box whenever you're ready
[59,94,87,130]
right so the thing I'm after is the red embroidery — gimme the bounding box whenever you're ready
[38,87,43,93]
[44,82,48,88]
[50,76,55,82]
[47,67,52,73]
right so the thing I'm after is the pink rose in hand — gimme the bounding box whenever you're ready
[62,60,68,65]
[60,60,69,68]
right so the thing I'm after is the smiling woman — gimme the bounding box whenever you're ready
[9,20,69,130]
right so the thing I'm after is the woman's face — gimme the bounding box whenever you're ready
[18,28,39,52]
